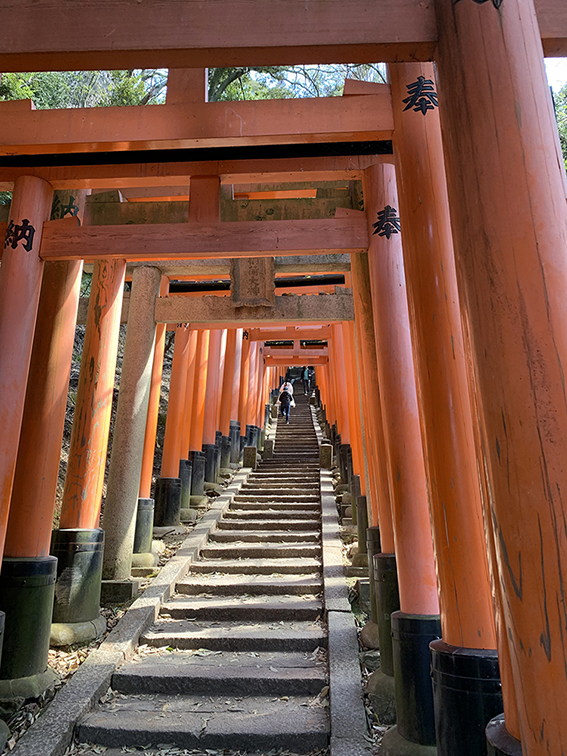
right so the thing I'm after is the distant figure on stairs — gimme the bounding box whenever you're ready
[278,380,294,424]
[302,366,310,395]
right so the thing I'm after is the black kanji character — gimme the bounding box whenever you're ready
[403,75,439,116]
[372,206,401,239]
[3,218,36,252]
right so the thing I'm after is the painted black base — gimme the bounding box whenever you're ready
[366,526,382,624]
[430,640,502,756]
[178,459,193,509]
[154,476,181,526]
[203,443,217,483]
[229,421,241,463]
[392,611,441,746]
[221,435,231,469]
[374,553,400,677]
[0,556,57,680]
[189,451,206,496]
[51,528,104,623]
[133,498,154,554]
[356,494,369,551]
[486,715,522,756]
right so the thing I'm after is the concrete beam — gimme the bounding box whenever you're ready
[155,290,354,325]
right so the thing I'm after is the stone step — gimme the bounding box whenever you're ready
[78,694,329,752]
[216,518,320,531]
[176,574,322,596]
[199,543,321,560]
[230,501,320,510]
[190,557,321,575]
[233,494,319,503]
[162,594,323,621]
[241,484,319,492]
[140,619,327,652]
[223,510,318,520]
[209,530,320,543]
[247,476,320,483]
[112,650,327,696]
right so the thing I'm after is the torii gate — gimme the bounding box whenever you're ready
[0,2,567,756]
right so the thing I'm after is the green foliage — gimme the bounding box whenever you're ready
[0,70,165,109]
[0,64,386,111]
[554,84,567,170]
[0,192,12,205]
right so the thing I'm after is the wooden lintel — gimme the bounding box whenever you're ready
[249,327,331,341]
[264,347,329,358]
[155,291,354,325]
[0,154,391,192]
[0,95,392,156]
[39,217,367,261]
[0,0,564,72]
[264,355,329,365]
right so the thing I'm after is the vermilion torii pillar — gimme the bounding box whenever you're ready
[434,0,567,752]
[228,328,244,464]
[202,329,225,483]
[238,333,251,455]
[389,60,499,756]
[155,324,190,526]
[189,329,210,503]
[0,176,53,563]
[1,189,82,691]
[56,256,125,633]
[365,163,440,753]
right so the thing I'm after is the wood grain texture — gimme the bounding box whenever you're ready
[0,155,390,193]
[39,218,368,261]
[0,95,392,155]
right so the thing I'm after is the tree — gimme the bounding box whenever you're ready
[554,84,567,170]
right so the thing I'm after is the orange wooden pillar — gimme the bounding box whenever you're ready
[365,163,440,752]
[229,329,244,464]
[238,333,251,453]
[0,176,53,563]
[389,60,498,756]
[202,329,223,483]
[1,188,83,685]
[245,342,259,447]
[56,256,125,628]
[188,329,210,500]
[342,320,366,496]
[218,329,238,469]
[139,277,169,500]
[154,324,190,526]
[330,324,351,486]
[350,252,394,536]
[434,1,567,751]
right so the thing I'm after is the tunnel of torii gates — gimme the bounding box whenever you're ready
[0,1,567,755]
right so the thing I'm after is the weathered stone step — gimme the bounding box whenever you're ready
[230,501,319,511]
[190,557,321,575]
[247,476,320,483]
[209,530,320,543]
[140,619,327,651]
[233,494,319,503]
[223,509,317,520]
[112,650,326,696]
[199,543,321,560]
[216,518,320,531]
[176,574,322,596]
[162,594,323,621]
[241,484,319,492]
[78,694,329,752]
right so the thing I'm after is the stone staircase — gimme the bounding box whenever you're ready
[77,390,330,753]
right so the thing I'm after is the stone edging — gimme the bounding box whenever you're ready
[311,406,371,756]
[11,469,251,756]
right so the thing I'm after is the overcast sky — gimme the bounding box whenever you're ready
[545,58,567,92]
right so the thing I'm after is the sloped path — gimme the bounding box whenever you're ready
[77,391,330,753]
